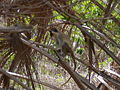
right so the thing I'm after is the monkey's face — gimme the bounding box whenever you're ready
[49,28,59,38]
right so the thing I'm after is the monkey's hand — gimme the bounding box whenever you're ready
[56,48,66,57]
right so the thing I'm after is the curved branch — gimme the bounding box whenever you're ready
[0,68,32,90]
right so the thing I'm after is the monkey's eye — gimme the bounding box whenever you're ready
[51,28,58,32]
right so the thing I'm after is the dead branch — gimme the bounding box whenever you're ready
[0,25,32,33]
[5,71,63,90]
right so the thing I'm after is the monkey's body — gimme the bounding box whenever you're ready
[50,28,72,55]
[49,28,76,70]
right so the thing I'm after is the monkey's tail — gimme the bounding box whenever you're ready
[60,76,72,87]
[60,58,76,87]
[54,50,77,87]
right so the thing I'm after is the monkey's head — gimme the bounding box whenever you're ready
[49,28,59,38]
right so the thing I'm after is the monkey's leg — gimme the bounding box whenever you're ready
[55,49,65,67]
[60,43,77,86]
